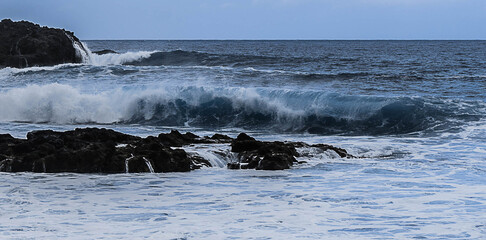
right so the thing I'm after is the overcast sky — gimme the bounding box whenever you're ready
[1,0,486,40]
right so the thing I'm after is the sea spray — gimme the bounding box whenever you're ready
[79,41,155,66]
[1,40,486,239]
[65,33,91,63]
[88,50,155,66]
[0,83,484,135]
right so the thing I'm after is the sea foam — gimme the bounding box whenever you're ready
[1,83,483,135]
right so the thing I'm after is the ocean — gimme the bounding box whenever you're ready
[1,40,485,239]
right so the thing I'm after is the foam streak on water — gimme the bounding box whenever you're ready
[0,153,485,239]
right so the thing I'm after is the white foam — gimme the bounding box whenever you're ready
[75,41,154,66]
[0,83,122,124]
[0,42,154,81]
[0,63,82,79]
[74,40,91,63]
[88,51,155,66]
[125,154,134,173]
[0,84,265,124]
[1,157,484,239]
[182,144,234,168]
[0,83,306,125]
[143,157,155,173]
[0,83,483,136]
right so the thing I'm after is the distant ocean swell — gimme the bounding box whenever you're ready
[0,83,483,135]
[77,48,348,74]
[72,47,298,67]
[121,50,309,67]
[7,49,486,82]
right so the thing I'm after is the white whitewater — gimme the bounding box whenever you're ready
[1,40,485,240]
[69,37,154,66]
[88,50,154,66]
[74,41,91,63]
[125,154,134,173]
[0,159,10,172]
[143,157,155,173]
[65,33,91,63]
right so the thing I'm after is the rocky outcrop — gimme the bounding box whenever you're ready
[0,128,353,173]
[0,128,197,173]
[0,19,86,68]
[157,130,232,147]
[230,133,298,170]
[228,133,355,170]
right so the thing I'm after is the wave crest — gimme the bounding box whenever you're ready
[122,50,290,67]
[88,51,155,66]
[1,84,483,135]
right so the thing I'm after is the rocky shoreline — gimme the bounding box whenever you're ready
[0,128,353,173]
[0,19,87,68]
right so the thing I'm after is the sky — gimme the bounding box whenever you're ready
[1,0,486,40]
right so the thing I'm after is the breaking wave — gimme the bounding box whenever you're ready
[0,84,484,135]
[120,50,318,68]
[88,51,155,66]
[78,48,309,68]
[0,45,369,80]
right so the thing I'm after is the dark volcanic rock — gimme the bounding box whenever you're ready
[311,143,354,158]
[158,130,199,147]
[231,133,298,170]
[227,162,241,169]
[130,136,192,173]
[231,133,263,153]
[230,133,354,170]
[209,133,232,142]
[0,128,198,173]
[257,154,295,170]
[0,128,354,173]
[158,130,233,146]
[0,19,86,68]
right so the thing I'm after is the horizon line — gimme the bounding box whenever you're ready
[81,39,486,41]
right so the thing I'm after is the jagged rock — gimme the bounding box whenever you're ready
[158,130,233,146]
[209,134,232,143]
[235,133,255,141]
[231,133,263,152]
[227,162,241,169]
[158,130,199,147]
[0,128,194,173]
[0,19,86,68]
[131,136,192,172]
[256,154,295,170]
[231,133,298,170]
[0,128,354,173]
[189,155,212,169]
[311,144,354,158]
[0,134,14,142]
[229,133,354,170]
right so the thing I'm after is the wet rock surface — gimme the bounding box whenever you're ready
[0,19,85,68]
[0,128,353,173]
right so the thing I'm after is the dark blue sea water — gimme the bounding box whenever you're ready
[1,41,485,239]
